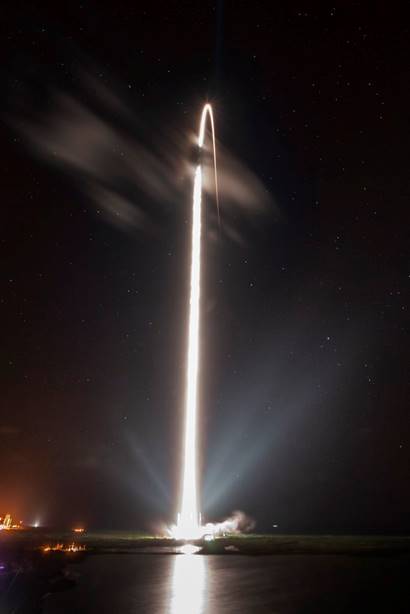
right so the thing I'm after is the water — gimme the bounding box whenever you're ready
[44,553,410,613]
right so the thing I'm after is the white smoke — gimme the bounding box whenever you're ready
[203,510,255,537]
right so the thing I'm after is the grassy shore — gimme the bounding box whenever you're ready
[2,529,410,556]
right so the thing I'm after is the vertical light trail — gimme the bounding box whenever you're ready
[174,104,218,539]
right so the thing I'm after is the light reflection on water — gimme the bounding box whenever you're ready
[43,552,402,614]
[169,551,206,614]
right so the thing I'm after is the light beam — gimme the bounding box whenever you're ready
[172,104,218,539]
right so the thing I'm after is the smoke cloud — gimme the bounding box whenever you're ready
[12,72,276,242]
[203,510,255,536]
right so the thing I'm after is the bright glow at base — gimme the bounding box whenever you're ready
[179,544,201,555]
[171,104,217,540]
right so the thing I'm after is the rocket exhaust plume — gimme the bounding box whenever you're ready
[172,104,217,540]
[170,105,256,541]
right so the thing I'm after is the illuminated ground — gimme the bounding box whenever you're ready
[2,530,410,556]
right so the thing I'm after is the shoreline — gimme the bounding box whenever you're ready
[2,531,410,556]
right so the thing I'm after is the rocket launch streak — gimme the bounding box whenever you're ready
[172,104,218,540]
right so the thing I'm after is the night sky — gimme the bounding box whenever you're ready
[1,2,408,533]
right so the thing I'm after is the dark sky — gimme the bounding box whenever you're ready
[1,2,408,533]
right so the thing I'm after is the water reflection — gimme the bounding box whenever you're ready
[169,550,206,614]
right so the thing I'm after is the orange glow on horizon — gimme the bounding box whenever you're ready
[0,513,23,531]
[43,542,86,553]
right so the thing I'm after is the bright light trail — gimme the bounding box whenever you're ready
[172,104,218,540]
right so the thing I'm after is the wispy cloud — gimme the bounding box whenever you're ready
[12,71,277,242]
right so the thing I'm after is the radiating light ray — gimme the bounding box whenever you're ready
[172,104,218,540]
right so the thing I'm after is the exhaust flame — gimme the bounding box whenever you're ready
[171,104,217,540]
[170,106,255,541]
